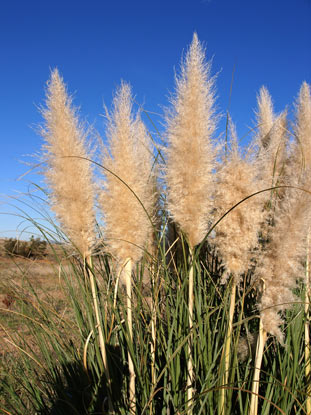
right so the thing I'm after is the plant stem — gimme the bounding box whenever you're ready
[249,318,267,415]
[150,266,157,415]
[187,248,194,414]
[220,280,236,415]
[305,233,311,415]
[86,256,114,414]
[124,257,136,414]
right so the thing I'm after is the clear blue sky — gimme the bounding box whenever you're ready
[1,0,310,238]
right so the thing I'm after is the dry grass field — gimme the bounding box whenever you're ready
[0,239,71,358]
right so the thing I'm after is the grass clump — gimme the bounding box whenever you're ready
[1,34,311,415]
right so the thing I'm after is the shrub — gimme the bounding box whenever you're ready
[4,236,47,259]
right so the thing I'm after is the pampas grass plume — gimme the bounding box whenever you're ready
[215,120,265,415]
[255,87,288,189]
[254,84,311,344]
[165,32,216,248]
[256,189,311,342]
[101,81,155,263]
[213,121,265,284]
[41,69,95,257]
[294,82,311,170]
[256,86,274,148]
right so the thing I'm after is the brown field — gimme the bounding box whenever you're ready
[0,239,71,359]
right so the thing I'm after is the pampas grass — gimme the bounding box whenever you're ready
[100,82,155,414]
[250,85,311,411]
[213,121,265,413]
[293,82,311,415]
[248,83,311,412]
[250,184,311,415]
[165,32,216,412]
[2,36,311,415]
[40,69,114,413]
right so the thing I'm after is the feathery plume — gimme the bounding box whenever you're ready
[293,82,311,171]
[255,86,274,149]
[256,187,311,342]
[41,69,95,257]
[101,82,155,263]
[255,87,288,189]
[213,120,265,285]
[165,32,216,248]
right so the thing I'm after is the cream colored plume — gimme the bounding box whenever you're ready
[41,69,95,256]
[100,82,155,263]
[293,81,311,171]
[165,32,216,248]
[213,120,265,284]
[255,86,288,189]
[256,187,311,342]
[255,86,274,148]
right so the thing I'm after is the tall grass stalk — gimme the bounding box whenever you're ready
[305,233,311,415]
[149,258,158,415]
[123,258,136,414]
[86,256,114,414]
[249,303,267,415]
[187,248,194,413]
[219,280,236,415]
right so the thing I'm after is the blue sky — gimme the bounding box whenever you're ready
[1,0,310,238]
